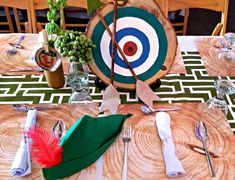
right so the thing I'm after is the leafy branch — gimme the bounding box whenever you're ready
[45,0,67,38]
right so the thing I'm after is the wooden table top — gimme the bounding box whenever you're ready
[0,103,234,179]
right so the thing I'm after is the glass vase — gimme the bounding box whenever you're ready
[67,61,92,103]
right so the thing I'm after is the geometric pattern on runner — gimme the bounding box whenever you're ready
[0,52,235,132]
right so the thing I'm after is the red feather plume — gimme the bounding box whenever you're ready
[26,127,63,168]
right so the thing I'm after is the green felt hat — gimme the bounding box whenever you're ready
[42,114,132,179]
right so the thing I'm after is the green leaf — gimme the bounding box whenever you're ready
[45,23,53,35]
[47,12,52,21]
[87,0,104,15]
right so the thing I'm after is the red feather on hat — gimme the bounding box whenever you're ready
[26,127,63,168]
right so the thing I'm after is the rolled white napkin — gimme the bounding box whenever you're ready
[10,109,37,177]
[155,112,185,177]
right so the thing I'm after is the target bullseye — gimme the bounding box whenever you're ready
[123,41,137,56]
[116,35,143,63]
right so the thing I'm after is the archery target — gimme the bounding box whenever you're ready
[88,6,169,86]
[101,17,160,77]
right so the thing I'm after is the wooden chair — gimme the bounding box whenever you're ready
[167,0,229,36]
[29,0,88,33]
[0,0,32,33]
[12,8,31,33]
[168,9,189,35]
[0,7,14,33]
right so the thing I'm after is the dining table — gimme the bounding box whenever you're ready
[0,33,235,179]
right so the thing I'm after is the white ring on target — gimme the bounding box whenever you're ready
[117,35,143,62]
[100,17,159,76]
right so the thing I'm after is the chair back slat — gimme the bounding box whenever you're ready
[0,7,14,33]
[0,0,32,32]
[167,0,229,35]
[168,0,226,12]
[30,0,89,33]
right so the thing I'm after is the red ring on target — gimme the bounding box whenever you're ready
[123,41,137,56]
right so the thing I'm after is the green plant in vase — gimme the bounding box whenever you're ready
[45,0,67,46]
[55,30,96,103]
[55,30,96,63]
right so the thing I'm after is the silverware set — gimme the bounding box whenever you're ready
[122,125,132,180]
[130,106,216,178]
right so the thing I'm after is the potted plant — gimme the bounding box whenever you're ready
[43,0,96,101]
[55,30,96,103]
[54,30,96,103]
[36,0,68,89]
[45,0,96,64]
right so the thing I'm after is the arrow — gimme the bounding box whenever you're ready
[99,0,120,114]
[96,9,160,108]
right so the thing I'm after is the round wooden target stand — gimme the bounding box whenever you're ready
[87,0,177,90]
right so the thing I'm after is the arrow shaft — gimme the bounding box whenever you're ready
[111,0,118,84]
[96,10,138,81]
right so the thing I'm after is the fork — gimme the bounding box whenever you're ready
[7,35,25,55]
[122,125,131,180]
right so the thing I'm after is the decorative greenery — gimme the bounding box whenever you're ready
[45,0,67,43]
[45,0,96,64]
[55,30,96,64]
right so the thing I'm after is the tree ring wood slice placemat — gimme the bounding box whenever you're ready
[195,37,235,76]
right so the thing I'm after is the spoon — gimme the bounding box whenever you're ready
[9,67,44,73]
[12,104,62,112]
[52,120,67,139]
[196,121,216,177]
[140,105,182,114]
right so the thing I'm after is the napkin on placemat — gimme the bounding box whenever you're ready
[10,109,37,177]
[155,112,185,177]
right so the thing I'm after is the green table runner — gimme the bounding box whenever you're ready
[0,52,235,131]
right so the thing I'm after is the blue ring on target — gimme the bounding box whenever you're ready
[108,27,150,69]
[91,7,167,84]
